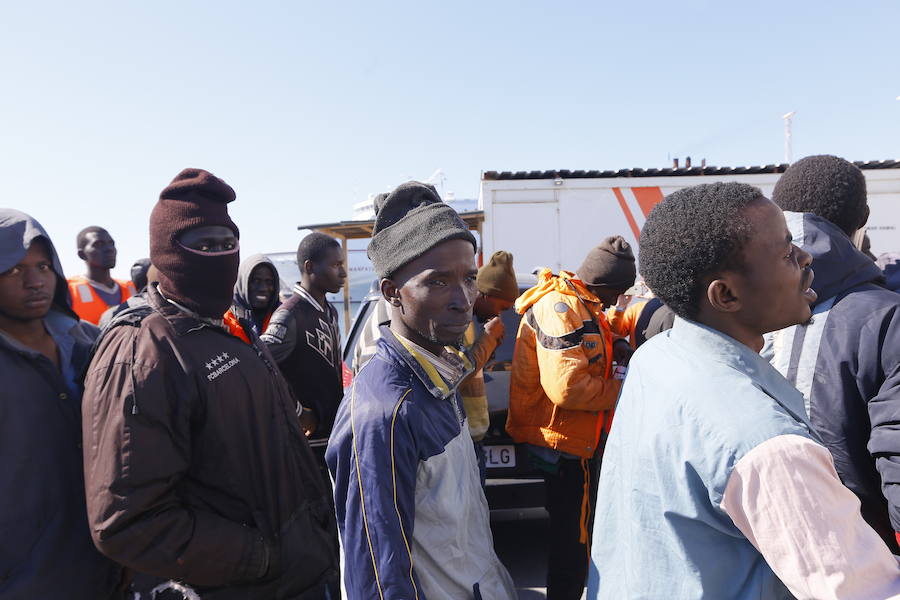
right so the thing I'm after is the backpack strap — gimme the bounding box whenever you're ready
[634,297,664,348]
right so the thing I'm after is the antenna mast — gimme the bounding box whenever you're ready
[782,111,796,164]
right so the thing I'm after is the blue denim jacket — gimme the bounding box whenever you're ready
[589,317,819,600]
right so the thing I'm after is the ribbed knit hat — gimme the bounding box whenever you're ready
[477,250,518,302]
[576,236,637,289]
[150,168,239,241]
[149,168,241,317]
[367,181,476,278]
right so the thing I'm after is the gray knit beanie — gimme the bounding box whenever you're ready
[367,181,476,278]
[576,235,637,289]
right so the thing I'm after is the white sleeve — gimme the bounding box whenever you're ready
[720,434,900,600]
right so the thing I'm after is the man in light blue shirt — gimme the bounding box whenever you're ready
[589,183,900,600]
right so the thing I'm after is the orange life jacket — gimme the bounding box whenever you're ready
[67,276,136,325]
[223,310,272,344]
[506,269,621,459]
[605,300,647,349]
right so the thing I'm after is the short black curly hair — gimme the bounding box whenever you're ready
[76,226,108,250]
[297,232,340,267]
[639,182,765,320]
[771,154,867,237]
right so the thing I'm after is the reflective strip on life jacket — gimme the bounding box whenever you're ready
[77,284,94,304]
[68,278,134,325]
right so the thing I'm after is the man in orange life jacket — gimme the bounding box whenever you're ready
[67,226,135,324]
[507,235,636,600]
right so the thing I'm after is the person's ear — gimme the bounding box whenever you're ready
[706,277,742,313]
[381,278,402,308]
[77,248,86,261]
[302,259,314,276]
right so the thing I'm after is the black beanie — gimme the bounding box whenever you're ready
[576,236,637,289]
[150,168,240,318]
[367,181,476,278]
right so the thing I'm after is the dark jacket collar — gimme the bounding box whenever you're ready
[147,283,224,336]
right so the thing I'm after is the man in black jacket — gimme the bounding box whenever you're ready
[262,232,346,440]
[767,154,900,551]
[82,169,338,599]
[0,209,122,599]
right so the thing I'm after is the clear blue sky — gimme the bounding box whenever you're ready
[2,1,898,279]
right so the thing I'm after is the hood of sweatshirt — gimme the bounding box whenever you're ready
[784,211,885,308]
[231,253,281,318]
[0,208,77,319]
[514,268,599,314]
[876,252,900,293]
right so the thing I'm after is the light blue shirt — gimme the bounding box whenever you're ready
[589,317,818,600]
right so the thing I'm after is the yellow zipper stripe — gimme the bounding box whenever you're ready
[350,382,385,599]
[390,389,419,599]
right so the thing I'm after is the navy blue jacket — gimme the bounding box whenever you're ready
[325,326,515,599]
[767,212,900,551]
[0,209,120,599]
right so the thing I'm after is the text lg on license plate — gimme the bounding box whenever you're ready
[485,444,516,468]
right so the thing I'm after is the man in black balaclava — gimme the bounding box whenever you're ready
[149,169,242,318]
[82,168,339,599]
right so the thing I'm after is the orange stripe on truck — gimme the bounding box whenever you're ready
[631,186,665,218]
[613,188,641,240]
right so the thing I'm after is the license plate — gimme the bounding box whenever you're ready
[485,444,516,468]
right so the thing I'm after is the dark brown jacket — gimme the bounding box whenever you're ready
[82,284,338,599]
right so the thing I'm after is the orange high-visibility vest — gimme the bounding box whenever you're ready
[67,276,137,325]
[223,310,272,344]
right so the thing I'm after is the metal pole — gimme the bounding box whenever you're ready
[783,111,796,164]
[341,236,351,338]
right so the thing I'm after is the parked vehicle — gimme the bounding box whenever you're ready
[342,276,546,512]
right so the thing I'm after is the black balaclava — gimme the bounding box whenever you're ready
[149,168,240,318]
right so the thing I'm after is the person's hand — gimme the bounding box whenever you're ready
[299,408,318,438]
[615,294,632,311]
[484,316,505,342]
[612,338,634,367]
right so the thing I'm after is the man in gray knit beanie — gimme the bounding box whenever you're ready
[367,181,477,278]
[326,181,517,599]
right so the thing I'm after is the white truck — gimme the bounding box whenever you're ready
[478,160,900,273]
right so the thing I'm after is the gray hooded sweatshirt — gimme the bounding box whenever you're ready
[230,253,281,336]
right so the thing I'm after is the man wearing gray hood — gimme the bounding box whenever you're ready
[0,209,123,599]
[225,253,281,342]
[768,155,900,552]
